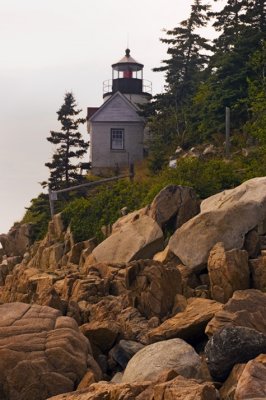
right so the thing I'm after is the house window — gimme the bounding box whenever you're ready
[111,129,124,150]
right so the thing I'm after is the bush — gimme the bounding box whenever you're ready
[22,194,51,242]
[62,180,149,243]
[22,149,266,245]
[144,157,242,202]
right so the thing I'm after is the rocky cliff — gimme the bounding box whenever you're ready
[1,178,266,399]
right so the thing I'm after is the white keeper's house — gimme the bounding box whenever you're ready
[87,49,152,173]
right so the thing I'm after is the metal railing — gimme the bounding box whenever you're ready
[103,79,152,96]
[48,164,135,218]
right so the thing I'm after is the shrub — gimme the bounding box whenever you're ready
[62,180,149,242]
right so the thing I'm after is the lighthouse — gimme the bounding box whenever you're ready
[103,48,152,105]
[87,49,152,174]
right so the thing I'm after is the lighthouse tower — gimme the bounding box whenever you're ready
[103,48,152,106]
[87,49,152,174]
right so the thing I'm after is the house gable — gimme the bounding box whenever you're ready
[90,92,144,123]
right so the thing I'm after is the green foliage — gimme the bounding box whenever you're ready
[143,0,212,169]
[145,0,266,163]
[22,194,51,242]
[245,42,266,143]
[23,2,266,247]
[22,146,266,246]
[144,157,242,202]
[62,180,149,243]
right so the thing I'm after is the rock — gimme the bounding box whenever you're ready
[147,185,199,229]
[27,241,65,272]
[0,264,65,312]
[47,375,217,400]
[136,370,179,399]
[79,239,96,268]
[112,207,149,233]
[148,297,222,343]
[86,354,103,381]
[82,262,128,297]
[175,264,202,297]
[206,289,266,337]
[175,146,183,155]
[122,338,210,383]
[48,213,65,242]
[207,243,249,303]
[249,255,266,291]
[219,364,246,400]
[182,147,200,158]
[126,260,182,319]
[47,382,151,400]
[116,306,151,344]
[80,295,150,345]
[111,372,124,383]
[76,354,103,390]
[91,216,164,264]
[76,370,95,389]
[0,302,90,400]
[169,158,177,168]
[235,354,266,399]
[203,144,216,156]
[70,274,108,303]
[109,340,145,369]
[0,256,21,286]
[66,242,84,265]
[153,245,177,263]
[172,293,188,314]
[169,177,266,268]
[260,235,266,250]
[258,218,266,235]
[80,320,120,353]
[244,229,260,258]
[0,247,4,262]
[152,375,217,400]
[0,223,33,257]
[205,325,266,380]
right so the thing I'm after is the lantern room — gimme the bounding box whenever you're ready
[103,49,152,101]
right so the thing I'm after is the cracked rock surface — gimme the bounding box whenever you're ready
[0,302,90,400]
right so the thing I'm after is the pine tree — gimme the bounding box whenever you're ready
[155,0,211,110]
[243,0,265,33]
[143,0,212,172]
[245,41,266,143]
[43,92,89,190]
[192,0,265,138]
[210,0,247,52]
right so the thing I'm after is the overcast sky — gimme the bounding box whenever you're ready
[0,0,225,233]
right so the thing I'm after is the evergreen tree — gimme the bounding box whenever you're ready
[245,41,266,143]
[154,0,211,127]
[43,92,89,190]
[143,0,211,171]
[192,0,265,139]
[243,0,265,33]
[210,0,247,52]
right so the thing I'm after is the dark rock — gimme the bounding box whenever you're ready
[80,320,120,353]
[244,229,260,258]
[148,185,199,229]
[205,325,266,381]
[249,256,266,291]
[109,340,144,369]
